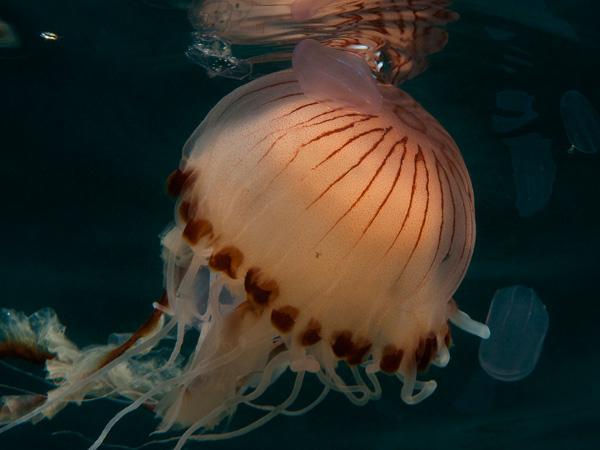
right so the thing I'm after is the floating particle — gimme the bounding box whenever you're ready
[479,285,549,382]
[40,31,59,41]
[560,90,600,154]
[506,133,555,217]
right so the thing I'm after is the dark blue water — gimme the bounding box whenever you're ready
[1,1,599,449]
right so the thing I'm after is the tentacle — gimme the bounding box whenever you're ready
[397,370,438,405]
[449,309,490,339]
[245,382,330,417]
[178,371,306,447]
[316,366,370,406]
[166,351,294,449]
[431,341,450,367]
[0,318,177,436]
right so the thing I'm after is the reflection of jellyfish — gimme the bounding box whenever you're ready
[187,0,459,82]
[0,63,489,446]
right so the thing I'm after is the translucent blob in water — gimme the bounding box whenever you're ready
[189,0,459,83]
[492,90,538,134]
[560,90,600,154]
[292,39,382,114]
[479,286,549,382]
[506,133,555,217]
[0,19,19,49]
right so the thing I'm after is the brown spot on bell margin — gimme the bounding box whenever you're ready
[209,246,244,279]
[444,327,452,348]
[380,345,404,373]
[331,330,354,358]
[178,201,191,222]
[166,168,195,197]
[0,341,54,365]
[244,268,279,305]
[183,219,213,245]
[300,319,322,346]
[271,306,299,333]
[415,333,437,371]
[347,340,372,365]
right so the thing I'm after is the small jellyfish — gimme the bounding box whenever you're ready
[506,133,555,218]
[188,0,459,83]
[479,286,549,382]
[560,90,600,154]
[0,56,488,446]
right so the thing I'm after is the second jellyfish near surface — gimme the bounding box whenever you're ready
[0,40,489,448]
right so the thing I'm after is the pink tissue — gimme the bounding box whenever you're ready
[292,39,383,114]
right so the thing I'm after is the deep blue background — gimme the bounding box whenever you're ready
[0,1,599,449]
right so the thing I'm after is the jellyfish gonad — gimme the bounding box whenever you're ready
[188,0,459,83]
[0,3,489,449]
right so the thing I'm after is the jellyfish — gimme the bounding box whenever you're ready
[187,0,459,83]
[479,285,548,382]
[0,38,488,449]
[560,90,600,154]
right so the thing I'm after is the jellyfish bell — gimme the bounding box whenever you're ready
[188,0,459,83]
[0,49,488,450]
[153,65,489,440]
